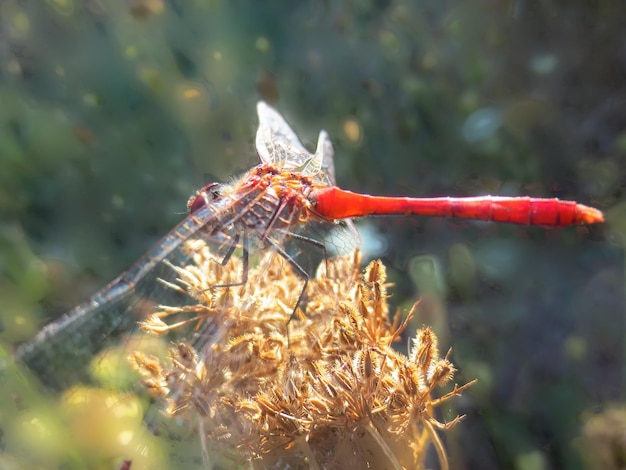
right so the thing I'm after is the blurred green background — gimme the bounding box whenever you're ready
[0,0,623,469]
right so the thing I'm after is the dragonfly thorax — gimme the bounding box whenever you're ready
[187,167,321,243]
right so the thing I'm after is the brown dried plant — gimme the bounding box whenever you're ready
[131,239,475,469]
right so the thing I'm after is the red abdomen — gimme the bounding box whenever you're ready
[313,187,604,227]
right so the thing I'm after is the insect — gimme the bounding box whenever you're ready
[15,101,603,387]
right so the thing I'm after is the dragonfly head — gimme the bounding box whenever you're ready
[187,182,222,214]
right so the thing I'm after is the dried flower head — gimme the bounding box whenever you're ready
[131,240,474,469]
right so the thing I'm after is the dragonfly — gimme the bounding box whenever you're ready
[14,101,604,388]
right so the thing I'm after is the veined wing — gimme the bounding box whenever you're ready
[316,129,337,186]
[14,102,349,390]
[254,102,357,250]
[256,101,335,183]
[12,196,248,390]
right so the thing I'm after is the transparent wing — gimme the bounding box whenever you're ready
[314,129,336,185]
[11,189,276,390]
[256,101,326,178]
[14,104,346,392]
[6,103,360,468]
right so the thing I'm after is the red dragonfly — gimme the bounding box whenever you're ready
[15,101,603,387]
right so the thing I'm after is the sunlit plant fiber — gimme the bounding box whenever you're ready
[132,240,475,469]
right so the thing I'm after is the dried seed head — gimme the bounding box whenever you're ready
[132,241,473,469]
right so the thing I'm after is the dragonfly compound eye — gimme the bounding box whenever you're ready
[187,182,222,213]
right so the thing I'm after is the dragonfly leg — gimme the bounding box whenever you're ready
[281,230,329,277]
[213,231,240,267]
[264,237,309,347]
[261,199,291,241]
[211,231,249,289]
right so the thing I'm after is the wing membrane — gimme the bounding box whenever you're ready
[256,101,328,178]
[14,199,249,389]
